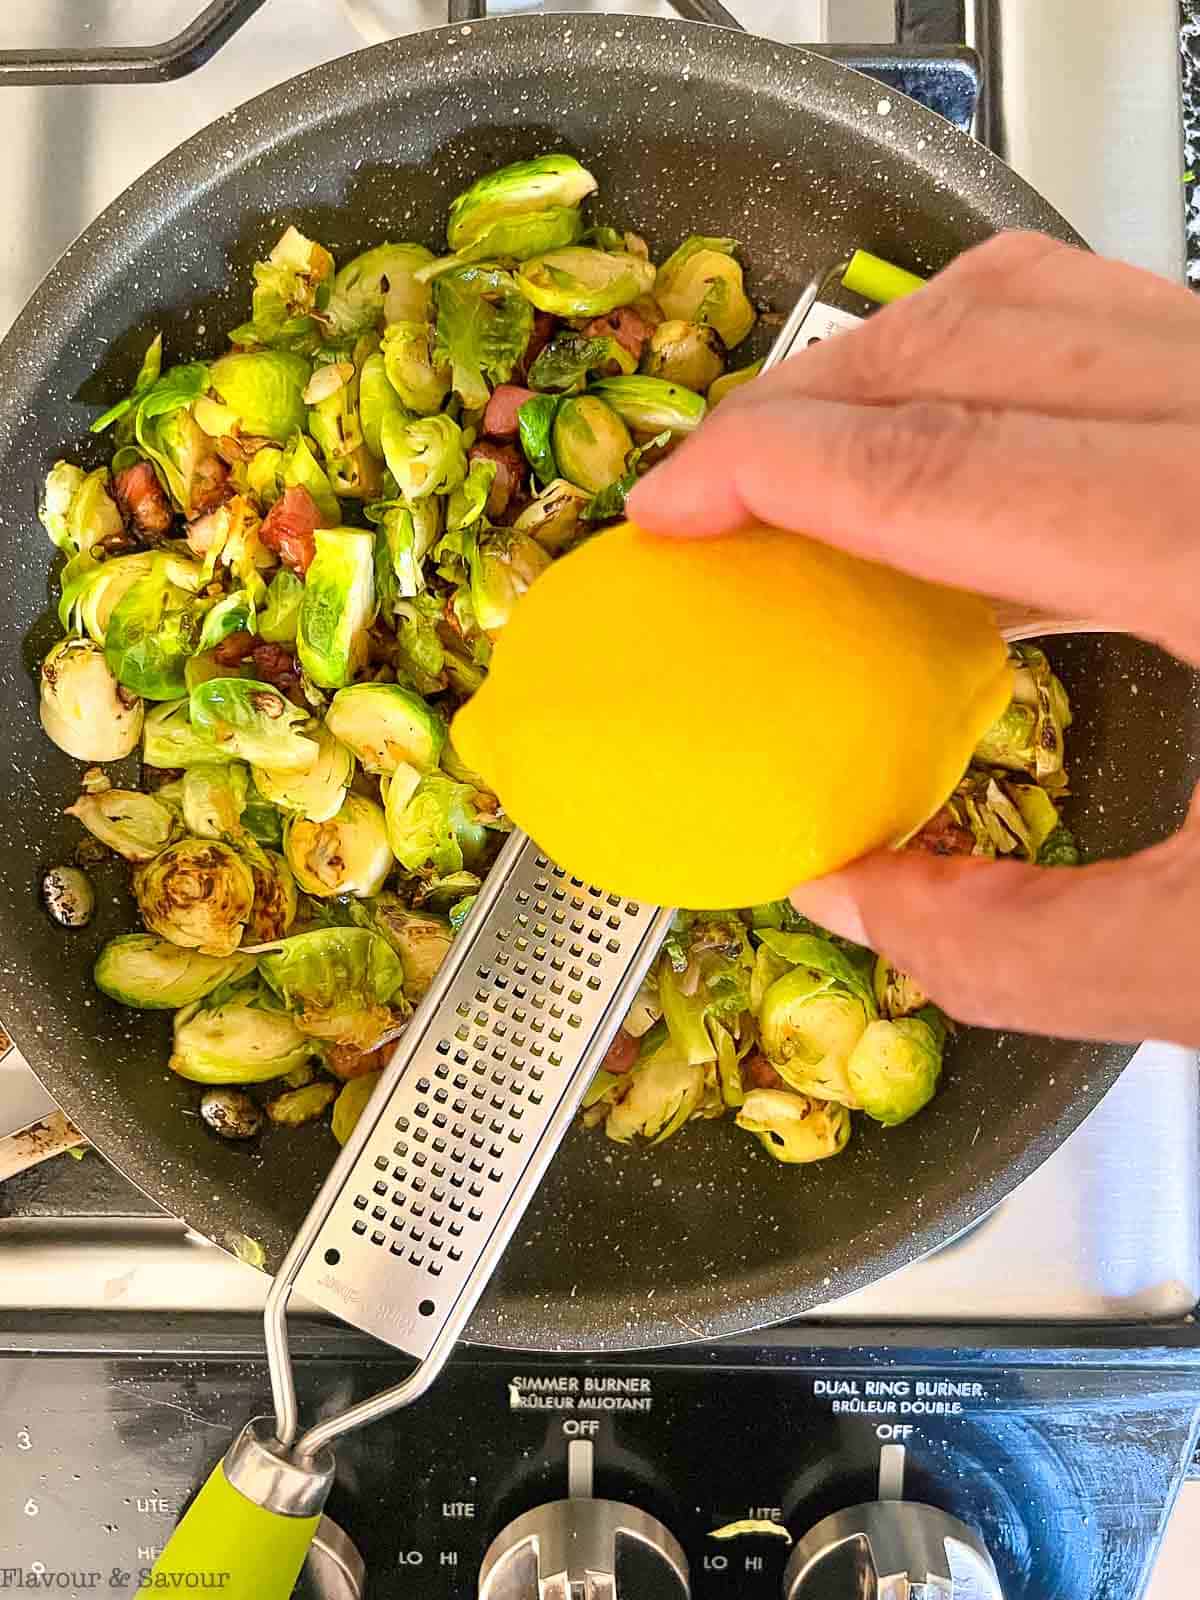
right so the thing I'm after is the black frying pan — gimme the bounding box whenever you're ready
[0,14,1195,1352]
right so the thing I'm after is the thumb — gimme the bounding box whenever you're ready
[789,825,1200,1047]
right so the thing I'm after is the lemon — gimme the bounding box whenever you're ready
[452,521,1011,908]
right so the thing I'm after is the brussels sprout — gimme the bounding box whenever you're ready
[208,350,310,443]
[242,782,285,848]
[527,331,636,392]
[433,266,534,411]
[371,497,442,609]
[846,1014,944,1126]
[307,340,383,502]
[182,762,249,840]
[977,645,1071,791]
[295,527,375,690]
[258,568,305,646]
[516,393,559,487]
[94,934,256,1009]
[332,1070,383,1145]
[188,494,271,605]
[371,895,452,1001]
[42,864,95,929]
[552,395,632,493]
[253,723,353,823]
[447,457,499,535]
[588,376,706,437]
[256,927,406,1050]
[170,992,315,1083]
[380,412,468,502]
[325,243,436,337]
[873,956,928,1019]
[384,770,489,876]
[89,333,164,440]
[142,698,233,769]
[360,350,409,460]
[642,319,725,392]
[467,526,553,633]
[104,566,202,701]
[231,226,335,352]
[140,406,226,519]
[246,445,284,506]
[68,550,202,645]
[190,677,318,771]
[735,1089,851,1164]
[380,321,451,417]
[655,236,756,348]
[1039,823,1081,867]
[446,154,597,256]
[757,965,870,1106]
[754,929,876,1010]
[135,838,256,956]
[248,849,297,942]
[943,770,1063,863]
[749,942,791,1014]
[265,1080,337,1126]
[606,1046,705,1145]
[512,478,590,553]
[655,915,754,1066]
[39,462,124,558]
[39,638,144,762]
[278,431,340,525]
[516,247,656,317]
[284,792,392,899]
[325,682,445,774]
[65,789,176,863]
[708,361,761,408]
[973,703,1038,774]
[199,1086,264,1140]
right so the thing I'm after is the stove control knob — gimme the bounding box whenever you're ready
[478,1441,689,1599]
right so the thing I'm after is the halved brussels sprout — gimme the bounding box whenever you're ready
[588,376,706,437]
[516,247,656,317]
[467,526,553,633]
[735,1089,850,1164]
[642,319,725,392]
[655,236,756,348]
[170,992,315,1083]
[253,723,353,823]
[138,399,226,519]
[380,321,450,417]
[232,226,335,352]
[552,395,632,493]
[873,956,928,1019]
[284,793,392,899]
[976,645,1071,791]
[371,497,442,607]
[325,682,445,774]
[384,770,489,876]
[278,431,340,525]
[208,350,310,442]
[181,762,249,840]
[445,154,597,257]
[371,894,453,1001]
[247,849,299,942]
[527,331,636,392]
[65,789,177,863]
[605,1046,705,1145]
[332,1070,383,1145]
[708,361,761,408]
[360,349,409,459]
[256,927,406,1050]
[846,1014,944,1126]
[380,412,468,502]
[258,568,305,646]
[325,243,436,337]
[433,266,533,411]
[513,478,590,553]
[307,340,382,502]
[265,1080,338,1126]
[39,462,124,557]
[516,393,559,487]
[295,527,375,690]
[142,698,233,769]
[94,934,256,1009]
[40,638,144,762]
[104,566,203,701]
[134,838,256,956]
[190,677,319,772]
[758,965,870,1106]
[197,589,255,655]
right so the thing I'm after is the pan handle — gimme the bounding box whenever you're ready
[445,1,744,23]
[0,0,267,86]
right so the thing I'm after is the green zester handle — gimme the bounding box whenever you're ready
[842,248,926,304]
[148,1458,322,1600]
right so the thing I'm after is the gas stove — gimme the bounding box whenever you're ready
[0,3,1197,1598]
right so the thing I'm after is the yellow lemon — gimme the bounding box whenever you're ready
[452,521,1011,908]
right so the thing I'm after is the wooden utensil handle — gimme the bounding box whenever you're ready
[0,1110,85,1182]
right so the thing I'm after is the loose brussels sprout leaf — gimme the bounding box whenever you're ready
[446,154,597,253]
[198,589,255,654]
[40,638,144,762]
[284,792,392,899]
[135,838,256,956]
[266,1080,337,1126]
[181,761,249,841]
[447,457,499,534]
[258,568,305,645]
[254,723,353,823]
[516,247,656,317]
[945,770,1059,863]
[256,927,405,1050]
[231,226,334,352]
[749,942,791,1015]
[208,350,310,442]
[242,783,284,848]
[517,393,559,486]
[589,376,706,437]
[512,478,589,554]
[89,333,164,438]
[433,266,534,412]
[873,956,928,1020]
[656,916,754,1066]
[381,321,451,416]
[104,566,202,700]
[247,849,298,942]
[755,929,876,1012]
[846,1016,943,1126]
[657,959,718,1067]
[370,496,442,611]
[527,330,636,392]
[1010,783,1063,859]
[642,320,725,392]
[278,431,340,525]
[68,551,167,642]
[467,526,553,633]
[360,349,409,458]
[735,1089,850,1164]
[371,894,453,1001]
[606,1048,705,1145]
[39,463,124,558]
[307,337,383,502]
[326,682,446,774]
[973,703,1038,773]
[385,771,489,876]
[758,965,869,1106]
[708,361,762,408]
[380,412,468,502]
[714,1021,746,1109]
[332,1070,384,1145]
[552,395,632,494]
[142,697,233,769]
[190,677,319,772]
[296,527,375,689]
[655,235,756,348]
[246,445,284,506]
[170,991,315,1083]
[94,934,255,1009]
[65,789,177,863]
[325,243,436,337]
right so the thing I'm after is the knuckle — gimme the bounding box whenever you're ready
[942,230,1075,297]
[836,399,982,511]
[856,286,975,390]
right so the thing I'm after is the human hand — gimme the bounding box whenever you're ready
[627,232,1200,1047]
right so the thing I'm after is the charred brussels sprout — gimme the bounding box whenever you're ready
[432,266,533,411]
[296,527,376,689]
[371,897,453,1002]
[641,320,725,392]
[256,927,406,1051]
[445,154,597,261]
[181,763,249,841]
[171,992,314,1083]
[325,683,445,774]
[605,1044,705,1145]
[40,638,143,762]
[380,321,451,416]
[516,247,655,317]
[134,838,256,956]
[94,934,255,1009]
[735,1090,850,1164]
[253,723,354,823]
[552,395,632,493]
[975,645,1071,791]
[846,1014,944,1126]
[247,849,298,942]
[332,1070,383,1145]
[190,678,318,772]
[283,793,392,899]
[513,479,590,553]
[588,376,706,437]
[468,527,553,633]
[65,789,176,863]
[208,350,310,442]
[325,243,435,337]
[655,235,755,348]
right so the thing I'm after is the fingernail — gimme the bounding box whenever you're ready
[789,876,870,946]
